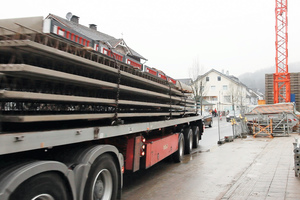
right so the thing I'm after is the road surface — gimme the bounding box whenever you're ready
[122,118,300,200]
[122,117,236,199]
[199,117,233,151]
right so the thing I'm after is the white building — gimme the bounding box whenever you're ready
[193,69,263,114]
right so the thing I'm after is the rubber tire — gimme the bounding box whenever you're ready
[83,153,119,200]
[209,121,212,127]
[192,126,200,148]
[172,133,185,163]
[184,127,193,154]
[9,172,70,200]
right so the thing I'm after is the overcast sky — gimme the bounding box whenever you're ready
[1,0,300,79]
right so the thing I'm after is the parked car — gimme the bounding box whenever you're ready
[226,110,241,122]
[202,111,213,127]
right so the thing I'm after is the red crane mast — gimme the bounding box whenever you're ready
[274,0,290,103]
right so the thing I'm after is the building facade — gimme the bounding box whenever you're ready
[193,69,263,114]
[45,13,147,69]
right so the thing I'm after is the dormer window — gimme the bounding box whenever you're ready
[119,41,126,47]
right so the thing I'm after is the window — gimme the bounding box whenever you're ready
[223,85,228,90]
[211,85,216,90]
[224,95,231,103]
[206,77,209,81]
[127,59,142,70]
[218,76,221,81]
[212,96,218,101]
[57,27,65,37]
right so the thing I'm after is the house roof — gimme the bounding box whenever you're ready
[198,69,247,87]
[46,14,147,60]
[247,88,264,98]
[177,78,193,85]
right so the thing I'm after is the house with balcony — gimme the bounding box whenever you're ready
[192,69,263,114]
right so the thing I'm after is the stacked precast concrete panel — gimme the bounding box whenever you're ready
[0,16,197,133]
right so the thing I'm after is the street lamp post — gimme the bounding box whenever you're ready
[232,94,235,137]
[217,91,222,144]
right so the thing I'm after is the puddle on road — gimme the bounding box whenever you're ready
[181,155,193,163]
[181,149,208,164]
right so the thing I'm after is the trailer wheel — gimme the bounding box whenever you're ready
[83,154,118,200]
[184,127,193,154]
[192,126,200,148]
[9,172,70,200]
[172,133,185,162]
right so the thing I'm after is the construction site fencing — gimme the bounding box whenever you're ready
[231,117,249,138]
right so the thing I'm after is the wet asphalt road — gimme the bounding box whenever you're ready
[199,117,233,151]
[122,117,234,199]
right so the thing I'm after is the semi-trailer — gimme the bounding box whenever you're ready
[0,15,203,200]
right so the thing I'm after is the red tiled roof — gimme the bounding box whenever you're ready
[250,103,295,114]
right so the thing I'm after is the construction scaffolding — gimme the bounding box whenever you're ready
[246,103,299,137]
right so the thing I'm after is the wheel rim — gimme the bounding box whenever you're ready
[196,128,199,141]
[196,132,199,141]
[32,194,55,200]
[189,133,193,151]
[179,137,184,157]
[92,169,113,200]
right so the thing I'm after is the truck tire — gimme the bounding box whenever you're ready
[184,127,193,154]
[83,153,119,200]
[9,172,70,200]
[192,126,200,148]
[172,133,185,163]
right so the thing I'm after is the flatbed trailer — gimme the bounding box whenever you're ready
[0,16,203,200]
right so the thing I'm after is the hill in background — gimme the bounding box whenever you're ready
[238,62,300,94]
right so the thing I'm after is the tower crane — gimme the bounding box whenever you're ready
[274,0,290,103]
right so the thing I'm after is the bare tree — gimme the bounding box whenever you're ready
[227,83,247,113]
[189,58,206,114]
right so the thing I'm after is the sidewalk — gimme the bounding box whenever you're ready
[221,133,300,200]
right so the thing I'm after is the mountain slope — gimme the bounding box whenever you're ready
[238,62,300,94]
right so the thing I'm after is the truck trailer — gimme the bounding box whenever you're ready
[0,15,203,200]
